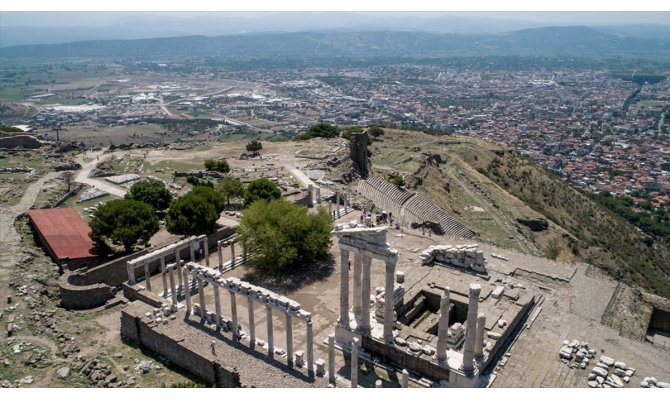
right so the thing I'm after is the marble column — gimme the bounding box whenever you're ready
[328,333,335,383]
[182,268,191,315]
[401,369,409,388]
[160,257,168,297]
[230,242,236,268]
[217,241,224,269]
[143,263,152,291]
[306,319,314,375]
[339,249,350,328]
[351,337,359,388]
[213,285,222,327]
[328,201,332,215]
[127,263,136,285]
[474,313,486,360]
[336,192,340,218]
[316,187,321,203]
[308,184,314,206]
[190,243,196,263]
[266,304,274,358]
[361,256,372,333]
[462,283,481,376]
[175,250,183,291]
[230,291,238,332]
[248,297,255,349]
[197,276,206,318]
[436,287,451,364]
[203,240,210,268]
[353,253,362,317]
[167,263,177,307]
[286,313,293,366]
[344,195,348,213]
[383,261,395,343]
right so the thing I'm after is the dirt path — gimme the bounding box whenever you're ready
[73,150,127,197]
[0,171,62,270]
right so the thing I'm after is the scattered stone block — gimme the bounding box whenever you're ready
[587,373,596,381]
[640,381,650,388]
[588,381,598,388]
[492,286,505,299]
[592,366,608,378]
[607,375,624,388]
[57,367,70,379]
[315,359,325,377]
[599,356,615,367]
[623,376,630,384]
[614,361,627,370]
[614,368,626,377]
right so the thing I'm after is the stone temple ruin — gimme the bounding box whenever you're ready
[116,213,537,388]
[329,223,531,387]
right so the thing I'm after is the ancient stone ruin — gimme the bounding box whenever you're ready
[419,244,487,274]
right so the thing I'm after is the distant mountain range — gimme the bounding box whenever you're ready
[1,26,668,62]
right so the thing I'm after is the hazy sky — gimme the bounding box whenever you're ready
[2,11,669,27]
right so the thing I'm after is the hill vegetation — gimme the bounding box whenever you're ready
[367,128,670,298]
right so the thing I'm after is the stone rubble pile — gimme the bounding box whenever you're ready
[640,377,670,388]
[419,244,486,273]
[561,341,635,388]
[558,339,597,370]
[78,188,108,203]
[105,174,140,185]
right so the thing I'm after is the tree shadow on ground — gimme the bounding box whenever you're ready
[239,254,335,295]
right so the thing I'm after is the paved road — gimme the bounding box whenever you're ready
[74,150,128,198]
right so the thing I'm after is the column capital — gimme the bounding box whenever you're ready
[469,283,481,297]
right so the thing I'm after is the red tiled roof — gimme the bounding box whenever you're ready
[27,208,96,260]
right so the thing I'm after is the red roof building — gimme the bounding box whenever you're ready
[27,208,98,269]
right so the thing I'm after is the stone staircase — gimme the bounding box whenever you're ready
[356,174,475,238]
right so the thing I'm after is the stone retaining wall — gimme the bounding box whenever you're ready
[59,226,236,310]
[362,335,450,383]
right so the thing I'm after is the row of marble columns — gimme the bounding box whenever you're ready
[328,192,349,218]
[434,283,486,377]
[339,247,396,344]
[184,263,314,375]
[126,236,207,294]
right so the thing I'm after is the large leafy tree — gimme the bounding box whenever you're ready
[89,199,159,253]
[246,139,263,155]
[125,179,172,211]
[190,185,226,213]
[217,176,245,207]
[239,199,333,271]
[165,192,219,236]
[204,158,230,173]
[244,178,281,207]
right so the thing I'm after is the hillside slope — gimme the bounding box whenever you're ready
[369,129,670,298]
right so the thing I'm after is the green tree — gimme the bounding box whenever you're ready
[391,175,405,187]
[190,185,226,213]
[217,176,245,207]
[89,199,159,253]
[244,178,282,207]
[367,126,385,137]
[204,158,230,173]
[246,139,263,155]
[165,193,219,235]
[239,199,333,271]
[295,123,340,140]
[125,179,172,211]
